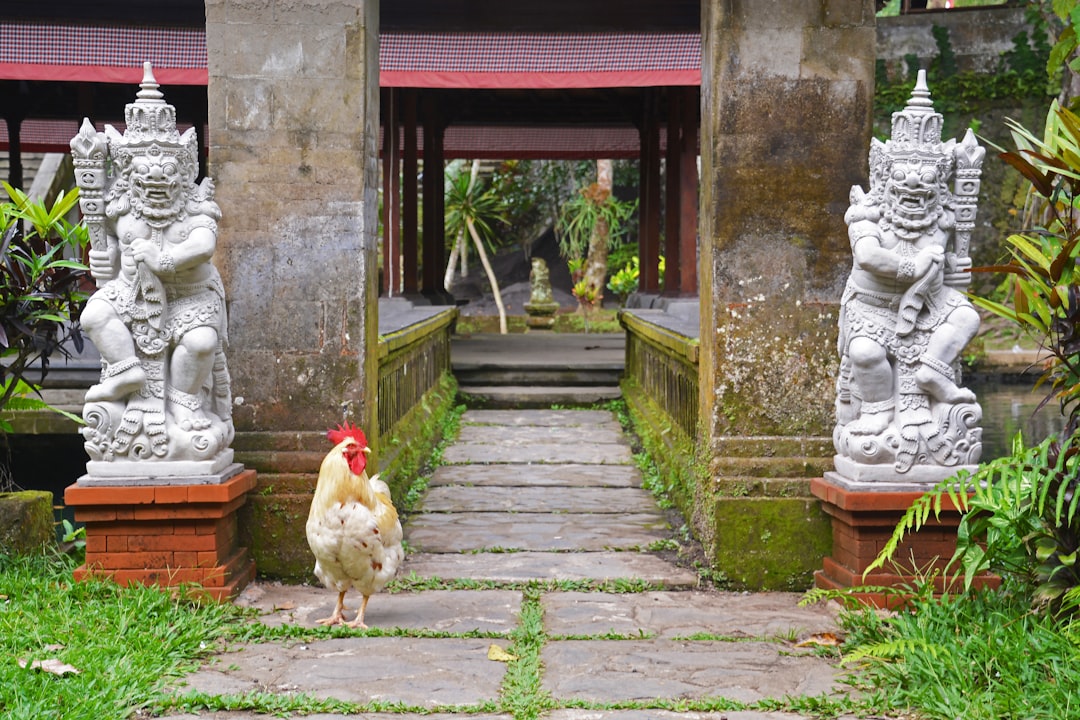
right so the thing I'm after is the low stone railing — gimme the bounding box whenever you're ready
[619,309,699,441]
[377,307,456,439]
[375,304,458,493]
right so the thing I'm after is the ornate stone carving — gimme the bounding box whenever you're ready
[834,71,985,483]
[71,63,234,478]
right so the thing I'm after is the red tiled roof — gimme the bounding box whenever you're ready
[0,23,700,88]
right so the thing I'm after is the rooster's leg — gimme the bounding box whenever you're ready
[345,595,370,629]
[315,591,348,626]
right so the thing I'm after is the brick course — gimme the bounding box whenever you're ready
[65,469,257,600]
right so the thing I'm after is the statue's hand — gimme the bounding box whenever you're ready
[88,246,118,282]
[913,246,944,278]
[130,237,162,272]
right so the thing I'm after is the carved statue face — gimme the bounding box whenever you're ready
[883,159,943,234]
[128,146,185,221]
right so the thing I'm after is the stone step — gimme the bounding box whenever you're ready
[457,384,621,409]
[454,366,623,386]
[404,510,672,552]
[400,551,700,586]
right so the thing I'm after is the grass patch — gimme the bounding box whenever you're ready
[810,580,1080,720]
[0,551,246,719]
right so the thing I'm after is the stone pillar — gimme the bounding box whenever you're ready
[205,0,381,444]
[696,0,875,588]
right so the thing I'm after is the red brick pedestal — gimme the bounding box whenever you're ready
[64,469,257,600]
[811,473,998,607]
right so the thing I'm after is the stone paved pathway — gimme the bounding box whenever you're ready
[159,408,856,720]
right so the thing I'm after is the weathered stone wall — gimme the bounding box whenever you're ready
[204,0,381,445]
[877,6,1032,79]
[696,0,874,588]
[699,0,873,441]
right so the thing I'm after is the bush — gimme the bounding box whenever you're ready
[0,183,90,433]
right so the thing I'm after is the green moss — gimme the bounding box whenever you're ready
[711,497,832,591]
[239,495,313,581]
[378,372,459,504]
[0,491,55,555]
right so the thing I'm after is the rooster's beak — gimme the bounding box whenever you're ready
[362,446,371,455]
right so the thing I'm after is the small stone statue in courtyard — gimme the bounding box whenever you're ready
[70,63,234,476]
[834,70,985,481]
[524,256,559,330]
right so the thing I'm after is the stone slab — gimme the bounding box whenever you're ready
[541,639,839,704]
[546,712,860,720]
[401,551,700,587]
[541,591,842,639]
[405,512,671,552]
[160,714,512,720]
[235,582,520,634]
[421,486,658,513]
[457,386,622,407]
[457,424,627,445]
[177,637,504,707]
[429,463,642,488]
[443,443,633,465]
[462,409,619,426]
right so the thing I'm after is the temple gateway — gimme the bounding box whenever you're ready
[2,1,1002,594]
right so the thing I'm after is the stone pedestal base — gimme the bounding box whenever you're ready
[64,468,258,600]
[524,302,559,330]
[811,472,998,607]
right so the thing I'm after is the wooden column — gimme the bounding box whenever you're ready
[381,87,402,297]
[421,96,448,303]
[4,115,22,190]
[677,86,699,295]
[663,88,683,294]
[663,86,699,297]
[638,89,662,295]
[402,90,419,295]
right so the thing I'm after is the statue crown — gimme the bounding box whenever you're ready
[122,62,185,147]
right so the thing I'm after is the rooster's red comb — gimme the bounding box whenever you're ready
[327,422,367,447]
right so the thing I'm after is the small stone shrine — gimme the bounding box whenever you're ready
[812,71,993,601]
[64,64,254,598]
[524,257,560,330]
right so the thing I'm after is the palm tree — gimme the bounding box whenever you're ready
[444,160,509,333]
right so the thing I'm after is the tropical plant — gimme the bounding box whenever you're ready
[555,161,637,316]
[606,255,665,305]
[972,101,1080,432]
[443,160,510,333]
[0,183,90,434]
[865,433,1080,613]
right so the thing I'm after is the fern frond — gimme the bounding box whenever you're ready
[841,637,949,666]
[863,470,975,578]
[800,585,914,610]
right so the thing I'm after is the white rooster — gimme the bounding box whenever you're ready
[305,423,403,628]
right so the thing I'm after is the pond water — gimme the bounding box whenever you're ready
[970,375,1068,461]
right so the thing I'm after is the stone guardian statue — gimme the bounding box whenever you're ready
[70,63,234,478]
[833,70,985,483]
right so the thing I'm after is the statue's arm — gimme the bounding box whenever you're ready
[164,224,217,273]
[129,220,216,276]
[850,224,942,283]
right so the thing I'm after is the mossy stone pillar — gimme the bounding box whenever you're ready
[697,0,876,587]
[204,0,381,577]
[204,0,381,446]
